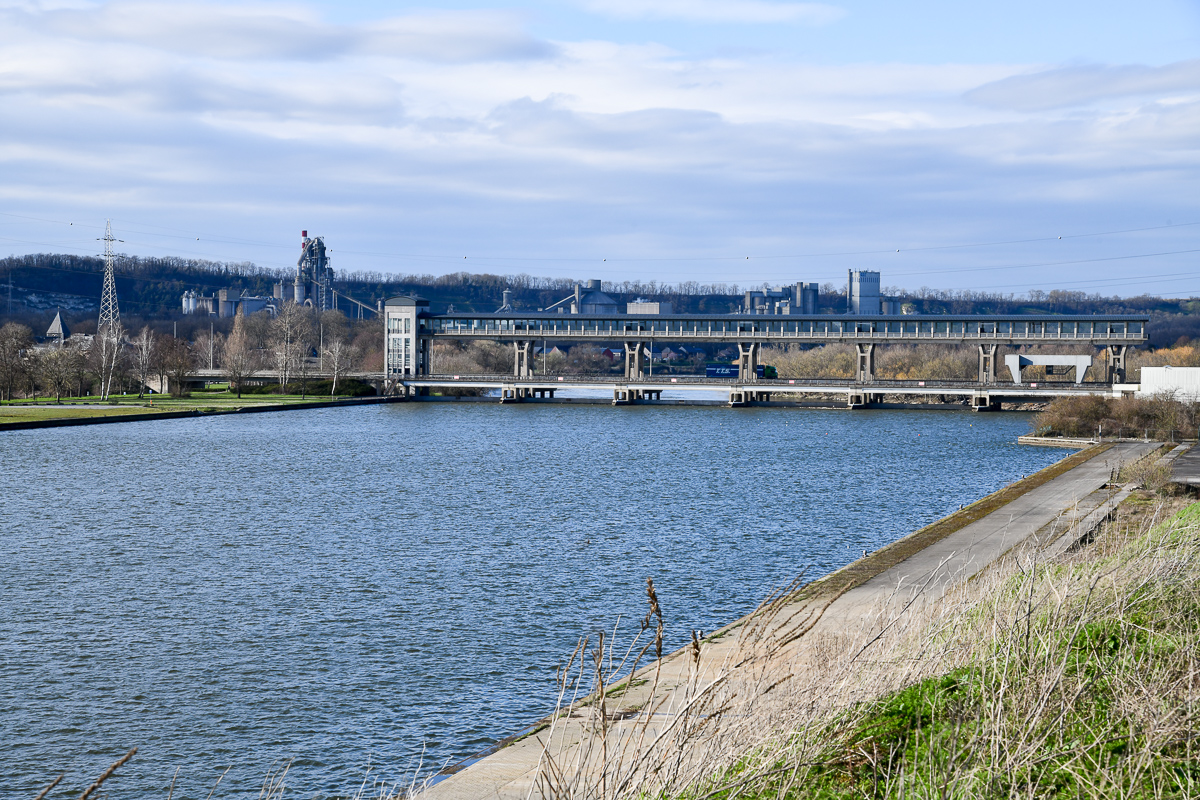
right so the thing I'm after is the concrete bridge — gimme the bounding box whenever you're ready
[398,374,1131,410]
[383,297,1148,399]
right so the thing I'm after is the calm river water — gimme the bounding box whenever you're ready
[2,403,1062,797]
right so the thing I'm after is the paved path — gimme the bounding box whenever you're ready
[1171,443,1200,486]
[422,441,1159,800]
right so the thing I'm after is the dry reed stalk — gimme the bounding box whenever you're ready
[32,774,62,800]
[206,765,231,800]
[78,747,136,800]
[257,760,291,800]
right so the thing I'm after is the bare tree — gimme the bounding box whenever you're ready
[159,337,195,397]
[323,335,358,397]
[93,320,126,400]
[39,344,83,402]
[222,314,256,398]
[0,322,33,401]
[193,326,223,372]
[270,302,312,392]
[132,326,156,398]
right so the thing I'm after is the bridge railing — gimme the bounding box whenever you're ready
[412,373,1117,389]
[1097,427,1193,443]
[423,328,1144,344]
[421,318,1145,344]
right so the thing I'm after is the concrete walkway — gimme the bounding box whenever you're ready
[1171,443,1200,486]
[422,441,1159,800]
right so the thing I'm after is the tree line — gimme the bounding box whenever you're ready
[0,307,380,402]
[6,253,1198,347]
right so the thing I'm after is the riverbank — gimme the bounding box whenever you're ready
[0,394,399,431]
[422,440,1180,799]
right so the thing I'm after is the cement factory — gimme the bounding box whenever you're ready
[181,231,341,318]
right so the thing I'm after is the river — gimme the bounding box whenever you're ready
[1,403,1062,797]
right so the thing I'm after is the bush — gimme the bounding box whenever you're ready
[241,379,375,397]
[1033,394,1199,439]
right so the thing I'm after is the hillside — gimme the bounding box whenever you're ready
[2,253,1198,347]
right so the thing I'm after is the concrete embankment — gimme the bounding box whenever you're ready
[1017,434,1097,448]
[423,440,1165,800]
[0,396,403,432]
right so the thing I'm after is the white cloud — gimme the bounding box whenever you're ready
[0,2,555,62]
[0,2,1197,290]
[965,60,1200,112]
[579,0,845,25]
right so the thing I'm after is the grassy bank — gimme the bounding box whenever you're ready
[523,473,1198,800]
[0,388,371,424]
[700,497,1200,799]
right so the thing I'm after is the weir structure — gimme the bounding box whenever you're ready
[382,297,1148,408]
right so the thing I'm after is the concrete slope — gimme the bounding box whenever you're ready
[1171,443,1200,486]
[422,441,1157,800]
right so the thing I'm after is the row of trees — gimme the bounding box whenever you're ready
[1034,394,1199,440]
[0,321,193,402]
[222,304,362,397]
[0,305,374,402]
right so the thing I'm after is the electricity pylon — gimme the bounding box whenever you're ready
[97,220,124,400]
[98,220,121,330]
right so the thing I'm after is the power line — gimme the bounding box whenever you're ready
[1,210,1197,264]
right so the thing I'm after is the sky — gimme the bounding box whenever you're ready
[1,0,1199,297]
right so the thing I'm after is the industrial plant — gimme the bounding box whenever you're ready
[182,231,346,318]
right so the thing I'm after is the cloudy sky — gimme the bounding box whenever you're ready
[2,0,1199,296]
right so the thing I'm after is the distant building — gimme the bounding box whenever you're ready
[384,295,430,377]
[544,279,621,315]
[45,311,70,345]
[627,300,673,314]
[848,270,881,314]
[295,231,334,310]
[601,347,624,361]
[1139,366,1200,402]
[182,289,278,318]
[743,282,819,315]
[181,231,339,318]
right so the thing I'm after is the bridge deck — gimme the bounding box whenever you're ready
[421,312,1147,345]
[402,375,1117,399]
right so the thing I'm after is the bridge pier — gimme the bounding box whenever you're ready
[513,341,534,378]
[500,384,557,403]
[1106,345,1128,384]
[613,386,662,404]
[856,343,876,383]
[847,391,884,409]
[624,341,647,380]
[971,393,1000,412]
[729,388,773,407]
[978,344,998,384]
[737,342,760,381]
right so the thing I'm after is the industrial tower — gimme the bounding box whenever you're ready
[98,220,121,329]
[296,231,334,311]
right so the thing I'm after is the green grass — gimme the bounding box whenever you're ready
[698,501,1200,800]
[0,405,168,423]
[0,390,372,425]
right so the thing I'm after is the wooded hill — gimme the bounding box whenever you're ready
[2,253,1198,347]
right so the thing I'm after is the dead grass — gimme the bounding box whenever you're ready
[518,490,1200,800]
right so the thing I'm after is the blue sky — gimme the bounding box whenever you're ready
[1,0,1198,297]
